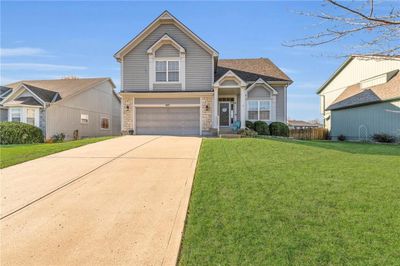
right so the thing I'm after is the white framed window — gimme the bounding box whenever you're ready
[155,60,179,82]
[247,100,271,121]
[100,117,110,130]
[10,108,22,122]
[81,113,89,124]
[26,108,35,126]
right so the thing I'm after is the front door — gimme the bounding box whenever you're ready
[219,102,230,126]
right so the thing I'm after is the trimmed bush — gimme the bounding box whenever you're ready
[245,120,254,130]
[0,122,44,144]
[253,121,270,135]
[338,134,346,141]
[269,122,289,137]
[238,128,258,138]
[372,133,396,143]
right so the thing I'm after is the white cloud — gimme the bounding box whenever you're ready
[2,63,87,71]
[0,47,47,57]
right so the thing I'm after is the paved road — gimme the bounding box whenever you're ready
[1,136,201,265]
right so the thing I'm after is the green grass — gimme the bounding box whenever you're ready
[179,138,400,265]
[0,136,114,168]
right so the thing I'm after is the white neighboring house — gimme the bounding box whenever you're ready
[0,78,121,140]
[317,55,400,140]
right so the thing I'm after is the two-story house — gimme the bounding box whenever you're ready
[318,55,400,140]
[115,11,292,136]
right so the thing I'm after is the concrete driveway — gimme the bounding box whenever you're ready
[1,136,201,265]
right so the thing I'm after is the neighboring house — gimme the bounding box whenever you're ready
[317,55,400,140]
[288,120,322,129]
[1,78,121,140]
[115,11,292,136]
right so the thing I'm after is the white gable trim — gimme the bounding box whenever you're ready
[147,34,185,55]
[2,84,46,107]
[114,11,218,61]
[214,70,247,87]
[247,78,278,95]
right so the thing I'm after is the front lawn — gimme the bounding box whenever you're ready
[0,136,114,168]
[180,138,400,265]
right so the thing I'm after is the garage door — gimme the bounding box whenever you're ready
[136,107,200,135]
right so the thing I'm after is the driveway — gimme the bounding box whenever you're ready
[1,136,201,265]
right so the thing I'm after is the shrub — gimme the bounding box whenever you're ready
[51,133,66,142]
[245,120,254,130]
[0,122,44,144]
[253,121,270,135]
[338,134,346,141]
[372,133,396,143]
[269,122,289,137]
[238,128,257,138]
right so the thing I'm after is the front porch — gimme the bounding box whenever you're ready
[211,70,279,135]
[212,70,247,131]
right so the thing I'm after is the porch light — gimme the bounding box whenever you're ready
[205,105,209,111]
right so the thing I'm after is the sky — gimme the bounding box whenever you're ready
[1,1,395,120]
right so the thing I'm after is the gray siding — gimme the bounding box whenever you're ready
[274,86,286,123]
[153,83,182,91]
[0,108,8,121]
[248,85,271,99]
[331,101,400,140]
[155,44,179,57]
[46,81,121,139]
[123,24,213,91]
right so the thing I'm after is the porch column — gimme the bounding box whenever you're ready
[213,86,219,128]
[240,86,246,129]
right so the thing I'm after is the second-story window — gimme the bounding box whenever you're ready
[156,60,179,82]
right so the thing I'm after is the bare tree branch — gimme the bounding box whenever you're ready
[327,0,400,25]
[284,0,400,56]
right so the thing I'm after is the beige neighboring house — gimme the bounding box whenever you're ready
[115,11,292,136]
[317,55,400,140]
[0,78,121,140]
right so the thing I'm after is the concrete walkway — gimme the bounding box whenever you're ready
[1,136,201,265]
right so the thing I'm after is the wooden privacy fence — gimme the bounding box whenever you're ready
[290,128,329,140]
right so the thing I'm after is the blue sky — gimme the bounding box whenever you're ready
[1,1,392,120]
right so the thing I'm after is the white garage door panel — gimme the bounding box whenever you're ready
[136,107,200,135]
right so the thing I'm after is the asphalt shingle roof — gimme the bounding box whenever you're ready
[327,70,400,110]
[5,78,112,101]
[216,58,292,83]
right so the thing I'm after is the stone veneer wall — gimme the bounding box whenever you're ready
[121,95,134,134]
[201,96,212,131]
